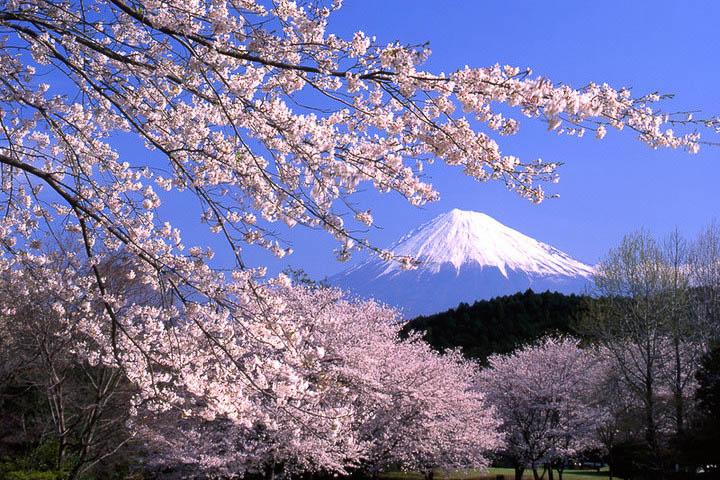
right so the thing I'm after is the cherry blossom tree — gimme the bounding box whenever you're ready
[133,286,501,478]
[354,335,502,477]
[477,337,605,480]
[0,0,718,468]
[0,248,153,479]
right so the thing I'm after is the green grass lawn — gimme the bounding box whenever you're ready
[487,468,613,480]
[380,467,614,480]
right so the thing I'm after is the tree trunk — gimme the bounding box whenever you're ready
[674,336,684,435]
[532,467,541,480]
[515,466,525,480]
[644,345,658,456]
[264,460,276,480]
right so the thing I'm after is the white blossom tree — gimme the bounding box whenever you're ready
[0,0,718,471]
[0,248,153,479]
[478,337,604,480]
[133,285,501,477]
[354,336,502,477]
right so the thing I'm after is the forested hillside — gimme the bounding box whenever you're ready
[401,289,591,362]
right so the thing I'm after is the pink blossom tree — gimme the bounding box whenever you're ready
[133,286,501,477]
[0,248,156,479]
[477,337,605,480]
[0,0,717,470]
[353,335,502,477]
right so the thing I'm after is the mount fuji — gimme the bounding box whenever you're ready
[329,209,594,318]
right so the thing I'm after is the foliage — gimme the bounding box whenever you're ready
[689,222,720,332]
[2,471,64,480]
[579,230,705,464]
[672,342,720,476]
[607,439,654,480]
[696,341,720,417]
[402,290,590,363]
[579,226,720,479]
[0,440,76,480]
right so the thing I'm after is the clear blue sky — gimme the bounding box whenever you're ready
[238,0,720,280]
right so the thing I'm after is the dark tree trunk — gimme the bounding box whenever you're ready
[532,466,542,480]
[264,460,276,480]
[645,350,659,457]
[674,336,684,435]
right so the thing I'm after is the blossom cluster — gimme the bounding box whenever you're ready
[0,250,501,476]
[477,337,606,472]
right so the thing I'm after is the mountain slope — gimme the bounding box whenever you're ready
[330,209,593,318]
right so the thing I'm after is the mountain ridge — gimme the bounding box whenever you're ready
[331,209,594,318]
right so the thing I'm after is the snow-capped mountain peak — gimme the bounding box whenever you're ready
[378,208,593,278]
[331,209,594,318]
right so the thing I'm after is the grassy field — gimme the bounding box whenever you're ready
[380,467,614,480]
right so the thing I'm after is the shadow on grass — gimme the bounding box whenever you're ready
[380,468,615,480]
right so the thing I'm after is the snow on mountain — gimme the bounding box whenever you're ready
[375,209,593,278]
[330,209,594,318]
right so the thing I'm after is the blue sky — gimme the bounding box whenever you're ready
[239,0,720,280]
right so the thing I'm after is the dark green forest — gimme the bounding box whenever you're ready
[400,289,591,363]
